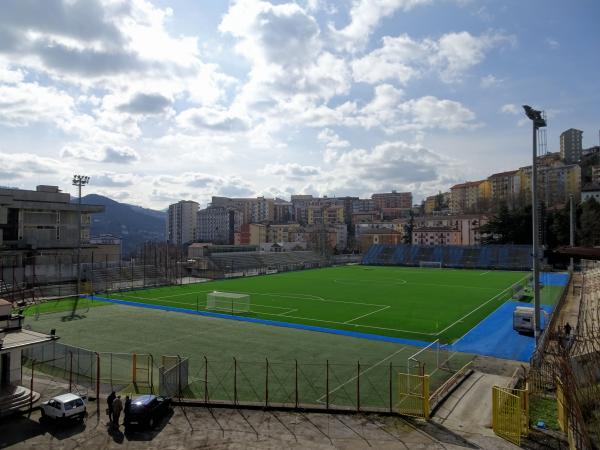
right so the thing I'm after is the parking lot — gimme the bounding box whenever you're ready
[0,401,462,449]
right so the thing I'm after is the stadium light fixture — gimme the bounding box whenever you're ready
[72,174,90,318]
[522,106,546,343]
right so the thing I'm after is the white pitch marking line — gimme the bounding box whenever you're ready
[435,273,531,336]
[344,305,390,324]
[479,271,490,276]
[316,345,407,403]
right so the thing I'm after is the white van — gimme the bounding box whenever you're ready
[41,393,87,421]
[513,306,534,334]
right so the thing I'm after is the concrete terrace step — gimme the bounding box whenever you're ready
[0,386,40,416]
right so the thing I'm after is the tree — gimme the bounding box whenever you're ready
[403,210,414,244]
[578,197,600,246]
[480,203,532,245]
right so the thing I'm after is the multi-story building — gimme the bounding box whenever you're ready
[424,195,437,214]
[592,165,600,185]
[582,184,600,202]
[518,164,581,205]
[371,191,412,219]
[273,199,293,224]
[358,229,403,252]
[0,185,104,255]
[235,223,267,246]
[166,200,198,245]
[197,206,242,245]
[411,215,488,246]
[449,181,490,214]
[560,128,583,164]
[211,196,274,224]
[488,170,520,206]
[267,223,302,243]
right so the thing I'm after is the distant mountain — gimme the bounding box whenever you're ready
[78,194,166,255]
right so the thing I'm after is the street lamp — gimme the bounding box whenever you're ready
[72,175,90,317]
[522,105,546,343]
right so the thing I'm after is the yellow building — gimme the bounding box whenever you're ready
[424,196,437,214]
[307,204,344,225]
[518,164,581,205]
[450,180,487,213]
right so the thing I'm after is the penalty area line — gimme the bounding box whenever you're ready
[344,305,390,324]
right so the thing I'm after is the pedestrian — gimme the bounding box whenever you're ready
[107,391,116,423]
[124,396,132,427]
[112,395,123,427]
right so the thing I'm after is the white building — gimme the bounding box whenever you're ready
[166,200,199,245]
[197,206,242,245]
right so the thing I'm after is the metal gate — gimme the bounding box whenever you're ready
[556,379,568,432]
[397,372,430,419]
[492,385,528,446]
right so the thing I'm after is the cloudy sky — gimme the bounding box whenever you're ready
[1,0,598,209]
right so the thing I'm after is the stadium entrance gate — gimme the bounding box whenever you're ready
[492,385,529,446]
[396,372,430,419]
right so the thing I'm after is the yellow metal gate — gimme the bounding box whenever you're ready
[397,373,430,419]
[556,379,568,432]
[492,386,528,446]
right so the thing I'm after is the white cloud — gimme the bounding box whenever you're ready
[330,0,433,52]
[60,145,141,164]
[500,103,519,115]
[317,128,350,148]
[262,163,321,180]
[545,38,559,50]
[0,151,62,179]
[480,74,503,88]
[0,82,74,127]
[353,31,515,85]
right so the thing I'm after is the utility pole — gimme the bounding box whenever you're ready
[523,106,546,343]
[71,175,89,318]
[569,194,575,272]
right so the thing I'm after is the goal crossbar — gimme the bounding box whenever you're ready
[419,261,442,268]
[206,291,251,314]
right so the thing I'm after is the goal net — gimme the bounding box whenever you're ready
[206,291,251,314]
[419,261,442,268]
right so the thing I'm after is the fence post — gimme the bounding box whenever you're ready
[265,358,269,408]
[95,352,100,413]
[132,353,137,384]
[326,360,329,410]
[357,361,360,412]
[234,357,237,405]
[29,360,35,412]
[69,351,73,391]
[295,359,298,409]
[389,362,393,413]
[204,356,208,403]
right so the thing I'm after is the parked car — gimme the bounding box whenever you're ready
[124,395,171,429]
[40,393,86,421]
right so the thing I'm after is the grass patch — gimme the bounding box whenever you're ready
[530,395,561,431]
[21,296,107,317]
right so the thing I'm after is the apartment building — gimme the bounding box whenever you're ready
[197,206,242,245]
[449,180,490,214]
[560,128,583,164]
[371,191,412,219]
[166,200,199,245]
[489,170,520,206]
[235,223,267,245]
[518,164,581,205]
[211,196,274,224]
[411,215,488,246]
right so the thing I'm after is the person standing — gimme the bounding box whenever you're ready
[107,391,116,423]
[112,395,123,427]
[124,396,132,427]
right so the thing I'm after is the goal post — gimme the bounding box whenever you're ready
[206,291,251,314]
[419,261,442,269]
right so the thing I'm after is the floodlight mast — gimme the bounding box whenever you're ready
[522,105,546,343]
[72,174,90,318]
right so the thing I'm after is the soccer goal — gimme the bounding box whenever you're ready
[206,291,251,314]
[419,261,442,268]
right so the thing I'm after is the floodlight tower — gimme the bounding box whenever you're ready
[523,105,546,342]
[72,174,90,310]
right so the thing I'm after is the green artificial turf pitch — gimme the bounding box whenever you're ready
[92,266,531,343]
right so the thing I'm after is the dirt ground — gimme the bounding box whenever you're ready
[1,398,504,450]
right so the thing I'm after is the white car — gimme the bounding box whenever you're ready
[41,393,87,421]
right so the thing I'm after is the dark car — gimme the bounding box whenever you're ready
[124,395,171,429]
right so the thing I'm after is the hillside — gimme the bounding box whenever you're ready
[80,194,166,255]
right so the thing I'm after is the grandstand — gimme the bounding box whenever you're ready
[207,250,329,275]
[363,244,531,270]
